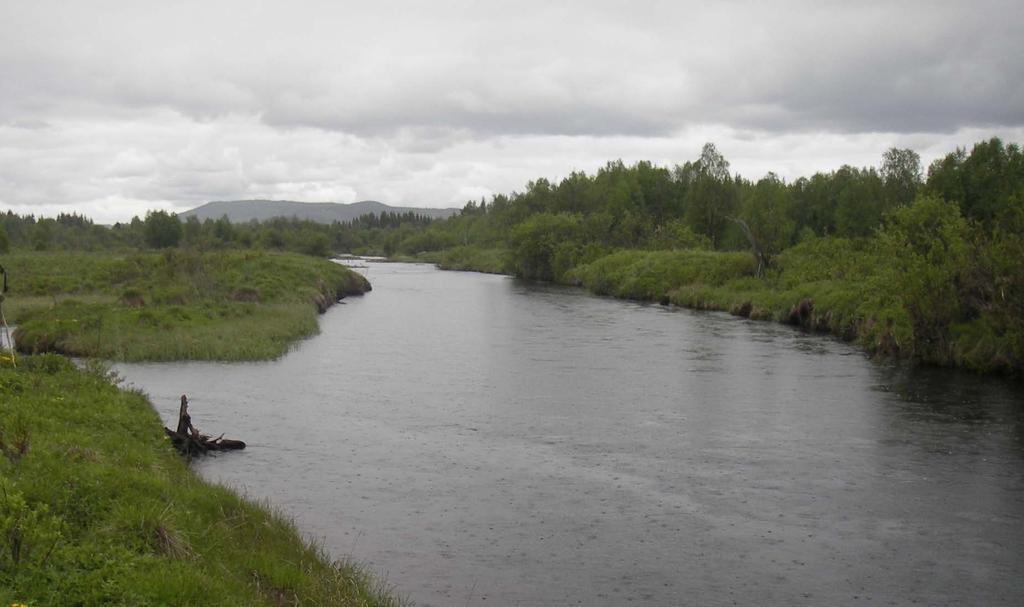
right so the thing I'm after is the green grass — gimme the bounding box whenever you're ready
[566,249,756,300]
[0,355,402,606]
[5,250,370,361]
[545,240,1019,374]
[14,301,323,361]
[564,245,905,352]
[417,246,511,274]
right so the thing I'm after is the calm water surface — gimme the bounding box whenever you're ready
[116,261,1024,606]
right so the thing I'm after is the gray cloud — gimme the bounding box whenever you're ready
[5,0,1021,137]
[1,1,1023,221]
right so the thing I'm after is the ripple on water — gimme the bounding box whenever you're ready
[118,262,1024,607]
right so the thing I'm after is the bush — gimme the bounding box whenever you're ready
[143,210,183,249]
[568,250,756,299]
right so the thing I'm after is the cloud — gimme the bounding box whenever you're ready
[5,1,1022,136]
[0,1,1022,221]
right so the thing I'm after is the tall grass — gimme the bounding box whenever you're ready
[0,355,403,606]
[566,249,756,300]
[16,302,321,361]
[417,246,511,274]
[565,245,893,345]
[561,241,1020,373]
[6,250,370,361]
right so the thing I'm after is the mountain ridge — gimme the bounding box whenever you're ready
[180,199,460,223]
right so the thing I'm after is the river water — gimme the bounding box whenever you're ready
[116,261,1024,606]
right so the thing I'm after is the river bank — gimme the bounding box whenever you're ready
[418,235,1022,376]
[0,250,398,604]
[7,249,369,361]
[0,354,400,606]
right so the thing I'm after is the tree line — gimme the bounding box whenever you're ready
[359,137,1021,281]
[0,210,436,257]
[2,137,1020,284]
[2,136,1020,371]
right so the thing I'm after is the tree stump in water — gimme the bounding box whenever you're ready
[165,394,246,456]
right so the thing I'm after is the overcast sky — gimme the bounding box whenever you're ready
[1,0,1022,223]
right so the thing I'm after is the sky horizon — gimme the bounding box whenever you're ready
[2,1,1023,224]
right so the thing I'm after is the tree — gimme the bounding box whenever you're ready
[874,195,973,360]
[685,143,736,248]
[30,220,53,251]
[959,138,1023,227]
[926,147,966,205]
[0,226,9,253]
[510,213,583,281]
[212,216,235,244]
[926,138,1024,228]
[881,147,922,207]
[833,166,885,237]
[302,233,331,257]
[731,172,795,275]
[182,216,202,245]
[791,173,836,236]
[699,142,731,181]
[143,210,183,248]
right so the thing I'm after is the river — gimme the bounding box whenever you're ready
[115,260,1024,606]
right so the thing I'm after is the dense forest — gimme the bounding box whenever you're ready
[2,137,1022,373]
[0,208,436,257]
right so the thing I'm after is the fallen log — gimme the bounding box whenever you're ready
[166,394,246,456]
[163,427,246,454]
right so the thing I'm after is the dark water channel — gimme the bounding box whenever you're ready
[116,261,1024,606]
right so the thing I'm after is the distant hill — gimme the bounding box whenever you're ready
[179,200,460,224]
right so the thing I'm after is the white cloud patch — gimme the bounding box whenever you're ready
[1,0,1023,222]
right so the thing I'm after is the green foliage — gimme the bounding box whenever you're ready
[7,250,370,361]
[926,137,1024,229]
[562,222,1020,373]
[0,358,401,606]
[790,173,835,236]
[732,172,797,272]
[568,250,755,300]
[0,478,65,572]
[419,247,511,274]
[872,195,973,360]
[2,135,1021,374]
[833,165,887,237]
[881,147,922,207]
[325,135,1020,373]
[30,221,53,251]
[684,143,737,247]
[775,236,883,287]
[303,234,330,257]
[143,210,183,249]
[645,219,711,250]
[510,213,583,281]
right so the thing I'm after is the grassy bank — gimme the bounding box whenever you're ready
[415,235,1020,375]
[565,237,1021,374]
[416,246,509,274]
[0,355,400,606]
[6,250,370,361]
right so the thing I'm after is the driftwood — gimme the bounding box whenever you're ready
[166,395,245,456]
[163,427,247,455]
